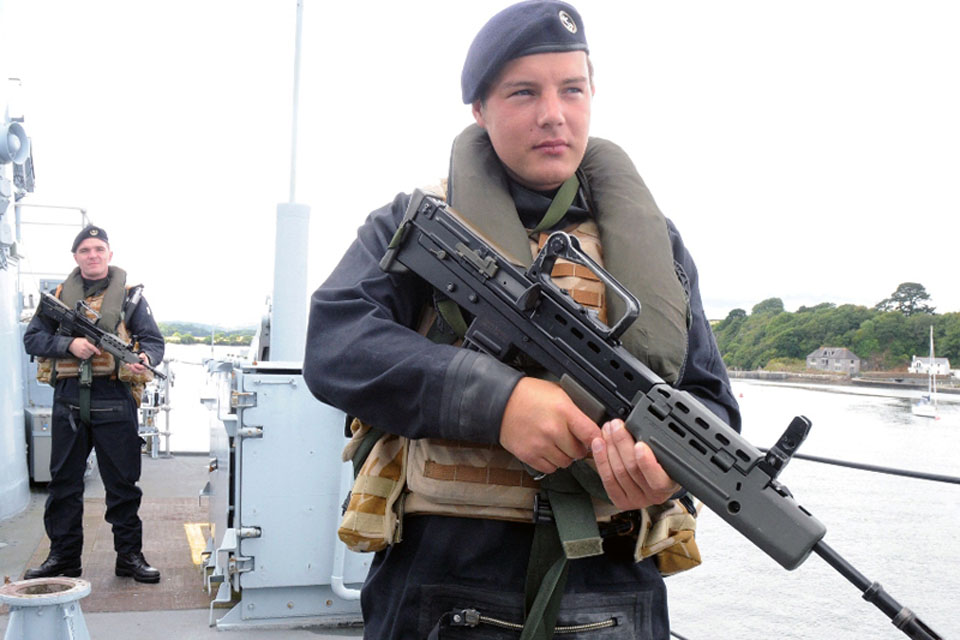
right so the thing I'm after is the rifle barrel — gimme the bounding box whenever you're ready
[814,541,943,640]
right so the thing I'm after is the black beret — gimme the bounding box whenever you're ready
[462,0,589,104]
[71,225,109,252]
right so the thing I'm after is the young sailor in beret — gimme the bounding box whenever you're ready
[461,0,589,104]
[304,2,740,638]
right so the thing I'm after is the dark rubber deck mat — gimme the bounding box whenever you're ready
[22,497,213,613]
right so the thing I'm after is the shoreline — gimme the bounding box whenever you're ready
[728,370,960,395]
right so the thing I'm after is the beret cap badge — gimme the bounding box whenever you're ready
[558,10,577,33]
[70,224,110,252]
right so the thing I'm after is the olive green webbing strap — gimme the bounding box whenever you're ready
[531,175,580,233]
[387,222,407,250]
[521,521,569,640]
[545,469,605,558]
[521,466,607,639]
[434,299,469,340]
[568,459,610,501]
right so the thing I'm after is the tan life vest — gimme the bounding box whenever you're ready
[446,124,690,380]
[338,126,700,574]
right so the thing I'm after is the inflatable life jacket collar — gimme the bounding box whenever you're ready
[447,123,688,383]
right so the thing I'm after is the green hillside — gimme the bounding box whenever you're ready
[714,284,956,371]
[158,321,255,346]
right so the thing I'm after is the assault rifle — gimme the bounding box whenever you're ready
[379,190,943,640]
[38,291,167,380]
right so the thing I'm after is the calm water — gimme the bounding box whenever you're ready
[153,343,249,454]
[159,353,959,638]
[668,380,960,640]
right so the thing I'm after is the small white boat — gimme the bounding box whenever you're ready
[913,393,937,418]
[912,326,939,419]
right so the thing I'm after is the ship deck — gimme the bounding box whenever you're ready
[0,452,363,639]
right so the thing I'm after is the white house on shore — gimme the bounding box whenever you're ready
[806,347,861,374]
[909,355,951,376]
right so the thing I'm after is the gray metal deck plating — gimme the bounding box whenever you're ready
[0,454,363,639]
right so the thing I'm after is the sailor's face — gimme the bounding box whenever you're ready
[472,51,593,192]
[73,238,112,280]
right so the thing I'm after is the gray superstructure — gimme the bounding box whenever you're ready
[0,75,32,522]
[201,358,367,629]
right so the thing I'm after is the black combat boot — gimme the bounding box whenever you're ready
[115,551,161,583]
[23,555,82,579]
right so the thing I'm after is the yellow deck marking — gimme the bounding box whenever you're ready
[184,522,211,565]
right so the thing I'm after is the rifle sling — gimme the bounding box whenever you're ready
[522,467,605,640]
[522,521,569,640]
[531,175,579,233]
[79,359,93,425]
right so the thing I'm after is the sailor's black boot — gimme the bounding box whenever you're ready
[115,551,161,583]
[23,555,82,579]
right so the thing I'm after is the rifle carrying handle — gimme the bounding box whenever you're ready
[527,231,640,342]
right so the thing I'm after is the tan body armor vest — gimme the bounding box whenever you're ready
[532,220,607,324]
[35,267,153,396]
[404,217,615,523]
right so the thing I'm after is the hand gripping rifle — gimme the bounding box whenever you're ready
[379,190,944,640]
[38,291,167,380]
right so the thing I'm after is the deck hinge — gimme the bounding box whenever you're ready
[230,390,257,409]
[229,554,254,575]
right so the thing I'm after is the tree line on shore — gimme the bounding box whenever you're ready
[158,321,254,346]
[713,283,956,372]
[155,284,951,370]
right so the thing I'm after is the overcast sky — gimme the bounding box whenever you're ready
[4,0,958,327]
